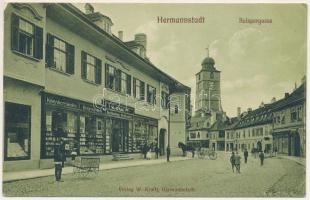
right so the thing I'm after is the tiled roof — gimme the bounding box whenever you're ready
[272,82,305,111]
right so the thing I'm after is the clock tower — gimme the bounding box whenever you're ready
[195,49,222,116]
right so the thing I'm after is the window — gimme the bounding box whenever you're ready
[147,85,156,105]
[133,78,145,100]
[81,52,102,84]
[11,14,43,59]
[175,105,179,114]
[197,132,200,138]
[290,108,297,122]
[120,71,131,95]
[210,72,214,79]
[198,73,201,80]
[190,132,196,139]
[161,92,169,109]
[46,34,75,74]
[105,64,116,90]
[5,103,31,160]
[105,64,131,94]
[297,106,303,121]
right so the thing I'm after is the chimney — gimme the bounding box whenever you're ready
[285,93,289,98]
[247,108,252,112]
[118,31,123,41]
[237,107,241,117]
[85,3,94,14]
[271,97,276,103]
[259,102,264,108]
[135,33,147,58]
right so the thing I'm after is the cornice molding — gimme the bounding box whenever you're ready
[12,3,43,21]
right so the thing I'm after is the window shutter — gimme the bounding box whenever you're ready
[66,43,75,74]
[146,85,150,102]
[126,75,131,95]
[105,64,109,87]
[11,14,19,51]
[95,58,102,84]
[81,51,87,79]
[154,88,157,105]
[34,26,43,59]
[133,78,136,97]
[45,33,54,67]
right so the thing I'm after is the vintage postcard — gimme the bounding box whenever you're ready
[1,1,307,198]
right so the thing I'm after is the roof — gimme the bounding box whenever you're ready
[272,82,305,111]
[124,41,143,48]
[54,4,190,93]
[188,115,211,131]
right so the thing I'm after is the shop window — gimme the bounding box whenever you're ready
[147,85,156,105]
[44,110,78,158]
[5,103,31,160]
[133,120,148,152]
[80,115,97,155]
[81,52,102,84]
[11,14,43,59]
[133,78,145,100]
[45,34,75,74]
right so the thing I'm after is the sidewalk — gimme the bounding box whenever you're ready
[3,156,191,183]
[278,155,306,166]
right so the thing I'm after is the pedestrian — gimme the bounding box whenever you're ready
[259,151,265,166]
[146,149,152,160]
[155,145,159,159]
[234,152,241,173]
[166,146,171,162]
[274,147,278,157]
[230,151,236,173]
[244,149,248,164]
[54,138,66,182]
[142,143,148,159]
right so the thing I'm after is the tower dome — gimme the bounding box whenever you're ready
[201,57,215,65]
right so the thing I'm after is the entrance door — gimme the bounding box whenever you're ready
[294,133,301,156]
[257,141,262,151]
[112,127,120,152]
[159,129,166,155]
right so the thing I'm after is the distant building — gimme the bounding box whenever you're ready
[272,82,306,157]
[231,105,274,153]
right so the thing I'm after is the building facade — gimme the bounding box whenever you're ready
[272,82,306,157]
[3,3,190,171]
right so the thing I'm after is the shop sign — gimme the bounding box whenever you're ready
[103,100,134,114]
[45,95,78,109]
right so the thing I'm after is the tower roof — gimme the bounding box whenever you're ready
[201,57,215,65]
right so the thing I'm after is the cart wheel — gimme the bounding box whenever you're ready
[209,152,217,160]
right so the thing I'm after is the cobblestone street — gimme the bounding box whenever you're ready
[3,155,305,197]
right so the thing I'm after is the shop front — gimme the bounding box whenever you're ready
[41,92,158,159]
[273,130,301,156]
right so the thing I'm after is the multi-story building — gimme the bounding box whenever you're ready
[3,3,190,171]
[228,105,274,153]
[272,82,306,157]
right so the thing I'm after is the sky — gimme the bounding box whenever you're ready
[75,3,306,117]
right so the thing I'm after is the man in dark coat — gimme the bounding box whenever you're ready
[259,151,265,166]
[154,145,159,159]
[230,152,236,173]
[142,143,148,159]
[54,138,66,182]
[166,146,171,162]
[244,149,249,164]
